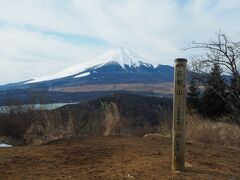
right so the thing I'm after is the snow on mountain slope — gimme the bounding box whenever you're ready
[74,72,91,78]
[26,47,152,84]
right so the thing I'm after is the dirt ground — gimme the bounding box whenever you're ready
[0,136,239,180]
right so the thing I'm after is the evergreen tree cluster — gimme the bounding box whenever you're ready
[187,64,228,118]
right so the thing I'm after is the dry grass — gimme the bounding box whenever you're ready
[157,113,240,149]
[186,114,240,148]
[103,102,121,136]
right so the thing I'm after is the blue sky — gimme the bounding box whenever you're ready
[0,0,240,84]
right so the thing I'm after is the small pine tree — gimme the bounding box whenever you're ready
[207,64,226,94]
[187,78,200,111]
[202,64,226,117]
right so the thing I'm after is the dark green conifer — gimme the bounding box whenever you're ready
[187,78,200,111]
[202,64,226,117]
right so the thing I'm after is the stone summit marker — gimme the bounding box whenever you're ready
[172,58,187,171]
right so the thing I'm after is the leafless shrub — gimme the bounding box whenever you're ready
[102,102,121,136]
[156,105,172,136]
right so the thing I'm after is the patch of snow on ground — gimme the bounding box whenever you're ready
[0,143,12,147]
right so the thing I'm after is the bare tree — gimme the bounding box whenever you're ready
[186,32,240,121]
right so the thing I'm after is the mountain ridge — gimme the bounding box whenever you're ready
[26,47,155,84]
[0,47,174,104]
[1,47,174,89]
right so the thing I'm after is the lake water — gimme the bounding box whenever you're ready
[0,102,79,113]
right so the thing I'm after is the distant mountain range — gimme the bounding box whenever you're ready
[0,47,174,105]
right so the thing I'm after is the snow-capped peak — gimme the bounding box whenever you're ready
[102,47,152,68]
[26,47,152,84]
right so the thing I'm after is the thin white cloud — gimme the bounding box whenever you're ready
[0,0,240,84]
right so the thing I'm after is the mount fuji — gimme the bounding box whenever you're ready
[27,47,156,84]
[0,47,174,104]
[23,47,173,85]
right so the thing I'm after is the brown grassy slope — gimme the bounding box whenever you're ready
[0,136,239,180]
[186,114,240,149]
[52,82,173,94]
[157,114,240,149]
